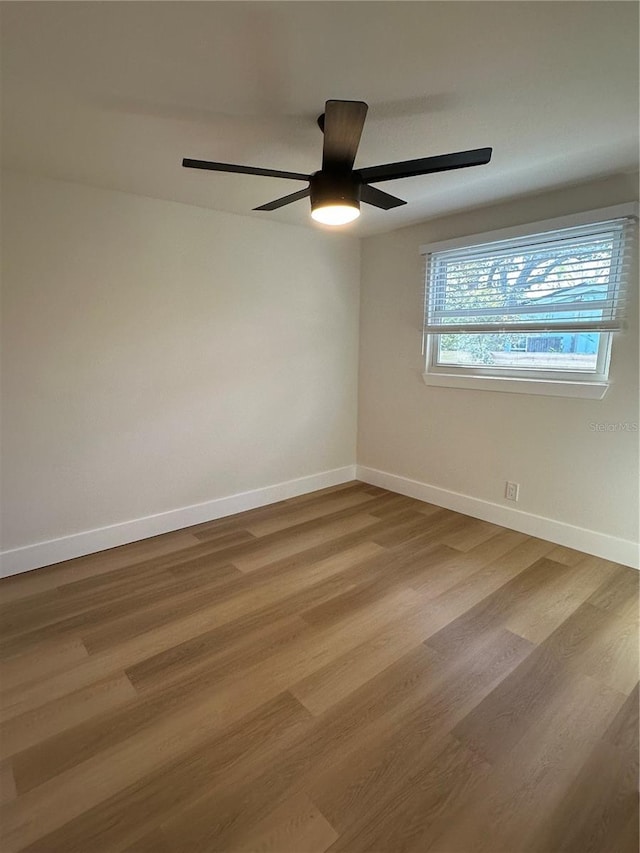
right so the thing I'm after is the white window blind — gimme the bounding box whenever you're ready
[423,217,636,336]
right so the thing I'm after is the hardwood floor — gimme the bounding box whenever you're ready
[0,481,637,853]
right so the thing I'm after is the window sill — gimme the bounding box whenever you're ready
[422,372,609,399]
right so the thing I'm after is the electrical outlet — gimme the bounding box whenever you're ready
[505,481,520,501]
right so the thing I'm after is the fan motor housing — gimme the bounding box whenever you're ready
[310,171,361,212]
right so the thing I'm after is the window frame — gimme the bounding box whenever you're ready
[420,203,638,400]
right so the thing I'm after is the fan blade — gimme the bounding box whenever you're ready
[182,159,309,181]
[321,100,368,171]
[358,147,492,183]
[360,185,406,210]
[253,188,311,211]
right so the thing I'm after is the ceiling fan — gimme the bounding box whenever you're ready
[182,100,492,226]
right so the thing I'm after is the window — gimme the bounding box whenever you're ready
[421,205,637,399]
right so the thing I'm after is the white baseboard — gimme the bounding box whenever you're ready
[0,465,357,578]
[4,463,636,578]
[356,465,640,570]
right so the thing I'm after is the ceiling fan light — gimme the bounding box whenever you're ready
[311,203,360,226]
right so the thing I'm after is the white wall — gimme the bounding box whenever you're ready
[3,170,638,574]
[1,172,360,564]
[357,173,639,564]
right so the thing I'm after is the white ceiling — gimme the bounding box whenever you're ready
[1,2,638,236]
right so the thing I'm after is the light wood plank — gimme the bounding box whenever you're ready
[0,638,89,692]
[0,532,201,603]
[0,674,137,761]
[227,791,338,853]
[0,761,16,807]
[231,513,380,572]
